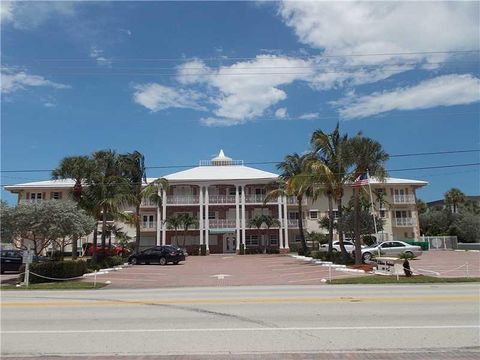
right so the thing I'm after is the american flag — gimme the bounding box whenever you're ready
[352,173,369,187]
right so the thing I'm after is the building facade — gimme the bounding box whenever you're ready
[5,150,427,254]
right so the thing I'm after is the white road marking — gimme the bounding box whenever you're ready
[210,274,232,280]
[2,325,478,335]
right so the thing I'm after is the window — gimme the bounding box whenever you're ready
[392,242,405,247]
[269,235,278,245]
[309,210,318,219]
[30,193,42,200]
[294,234,302,242]
[332,210,339,220]
[289,212,299,220]
[255,188,266,195]
[208,211,216,220]
[395,210,408,219]
[246,235,259,246]
[228,187,236,196]
[51,192,61,200]
[142,215,155,228]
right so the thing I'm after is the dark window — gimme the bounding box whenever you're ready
[392,242,405,247]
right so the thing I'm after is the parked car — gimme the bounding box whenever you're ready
[320,240,365,253]
[360,241,422,262]
[0,250,48,274]
[128,245,186,265]
[84,243,130,257]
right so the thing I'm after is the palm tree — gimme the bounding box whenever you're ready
[444,188,466,214]
[88,150,131,255]
[262,215,281,253]
[349,135,389,264]
[178,213,198,248]
[52,155,95,259]
[311,123,352,258]
[166,215,182,246]
[248,215,265,251]
[265,153,313,255]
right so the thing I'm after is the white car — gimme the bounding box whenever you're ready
[320,240,363,253]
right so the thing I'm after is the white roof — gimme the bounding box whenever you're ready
[5,179,76,191]
[163,165,279,182]
[369,177,428,186]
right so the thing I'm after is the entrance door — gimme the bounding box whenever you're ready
[223,233,236,253]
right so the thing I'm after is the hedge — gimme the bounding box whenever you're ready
[310,250,354,265]
[86,256,125,271]
[404,241,429,251]
[18,260,88,284]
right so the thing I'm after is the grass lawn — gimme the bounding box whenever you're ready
[330,275,480,284]
[1,281,108,290]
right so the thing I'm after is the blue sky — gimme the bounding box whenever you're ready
[1,1,479,204]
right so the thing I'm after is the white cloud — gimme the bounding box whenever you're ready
[278,2,479,87]
[200,117,246,127]
[89,46,112,67]
[176,55,315,125]
[132,83,206,112]
[275,107,288,119]
[298,112,319,120]
[1,1,77,29]
[338,74,480,120]
[1,67,70,93]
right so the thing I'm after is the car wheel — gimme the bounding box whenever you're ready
[173,261,179,265]
[159,257,167,266]
[362,252,372,262]
[129,257,138,265]
[404,251,414,258]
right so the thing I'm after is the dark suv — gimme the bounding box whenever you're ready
[0,250,47,273]
[128,245,186,266]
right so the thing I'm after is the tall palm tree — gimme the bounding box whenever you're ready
[265,153,314,254]
[248,215,265,251]
[178,213,198,248]
[166,215,182,246]
[88,150,131,255]
[52,155,95,259]
[311,123,352,258]
[262,214,281,253]
[444,188,466,214]
[349,135,389,264]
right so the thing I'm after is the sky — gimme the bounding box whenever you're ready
[1,1,479,204]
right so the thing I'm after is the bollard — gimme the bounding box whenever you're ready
[94,270,97,288]
[328,264,332,283]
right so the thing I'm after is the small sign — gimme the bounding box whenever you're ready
[22,251,33,264]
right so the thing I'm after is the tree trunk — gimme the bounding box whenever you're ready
[92,225,98,263]
[327,195,334,253]
[183,229,187,248]
[101,206,107,251]
[297,198,308,255]
[108,233,112,256]
[135,205,141,254]
[353,187,362,264]
[337,197,349,259]
[61,237,65,261]
[72,235,78,260]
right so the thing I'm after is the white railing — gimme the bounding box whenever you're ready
[393,194,416,204]
[246,219,281,228]
[209,195,236,204]
[287,219,306,228]
[140,198,157,207]
[141,222,157,230]
[166,195,199,205]
[394,218,414,227]
[286,197,307,205]
[19,199,44,204]
[208,219,237,228]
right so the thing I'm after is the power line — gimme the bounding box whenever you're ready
[0,149,479,174]
[24,49,480,62]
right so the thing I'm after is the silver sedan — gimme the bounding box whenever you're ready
[361,241,422,262]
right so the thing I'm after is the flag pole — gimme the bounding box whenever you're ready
[366,170,378,238]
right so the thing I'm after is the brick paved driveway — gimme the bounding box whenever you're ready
[83,250,479,289]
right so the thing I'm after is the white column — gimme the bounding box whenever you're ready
[205,186,209,252]
[156,188,161,246]
[278,196,283,249]
[199,186,204,246]
[283,195,289,249]
[235,185,240,251]
[162,188,167,245]
[241,185,246,247]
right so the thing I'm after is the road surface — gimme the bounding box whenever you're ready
[1,284,479,358]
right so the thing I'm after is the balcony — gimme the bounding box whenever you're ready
[245,194,279,204]
[208,219,237,229]
[286,197,307,205]
[209,195,236,204]
[141,222,157,231]
[166,195,199,205]
[140,198,157,207]
[394,218,414,227]
[393,194,416,204]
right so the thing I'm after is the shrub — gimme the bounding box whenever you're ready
[362,235,377,247]
[200,244,207,256]
[266,247,280,254]
[297,247,311,256]
[309,250,354,265]
[239,243,245,255]
[244,247,263,254]
[18,260,88,284]
[86,256,125,271]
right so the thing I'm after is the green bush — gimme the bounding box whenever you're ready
[310,250,354,265]
[244,247,263,254]
[239,243,245,255]
[200,244,207,256]
[296,246,312,256]
[18,260,88,284]
[266,247,280,254]
[404,241,429,251]
[86,256,125,271]
[362,235,377,247]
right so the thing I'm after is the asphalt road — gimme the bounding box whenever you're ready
[1,284,479,358]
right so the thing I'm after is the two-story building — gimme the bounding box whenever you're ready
[5,150,427,254]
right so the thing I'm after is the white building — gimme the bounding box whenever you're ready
[5,150,427,254]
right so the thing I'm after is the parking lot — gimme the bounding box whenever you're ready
[82,250,479,289]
